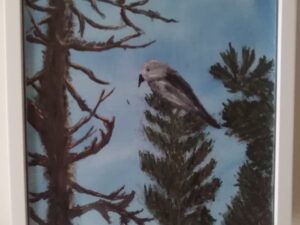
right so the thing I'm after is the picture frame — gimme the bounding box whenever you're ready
[0,0,297,225]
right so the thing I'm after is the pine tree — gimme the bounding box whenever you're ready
[24,0,176,224]
[209,43,275,225]
[139,94,221,225]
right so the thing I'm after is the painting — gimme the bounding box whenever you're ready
[23,0,278,225]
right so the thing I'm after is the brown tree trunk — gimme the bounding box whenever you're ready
[25,0,177,224]
[38,1,74,224]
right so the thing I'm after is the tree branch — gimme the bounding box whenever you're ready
[126,7,178,23]
[97,0,119,7]
[26,15,52,35]
[67,87,115,136]
[72,182,128,201]
[128,0,150,8]
[68,126,96,150]
[67,90,105,134]
[29,191,50,203]
[27,69,44,86]
[88,0,106,18]
[66,0,176,51]
[85,15,125,31]
[27,99,45,132]
[65,78,90,112]
[69,62,109,85]
[66,78,114,124]
[27,12,49,42]
[70,116,115,162]
[98,0,177,23]
[29,207,47,225]
[72,181,108,198]
[31,82,42,95]
[71,5,124,36]
[68,32,155,52]
[71,182,127,201]
[69,190,152,225]
[26,34,47,46]
[106,185,127,200]
[25,0,55,12]
[120,8,142,33]
[119,40,156,49]
[28,152,48,167]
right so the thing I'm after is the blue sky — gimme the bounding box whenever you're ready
[24,0,277,224]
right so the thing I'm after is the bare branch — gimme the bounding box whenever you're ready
[97,0,118,7]
[70,117,115,162]
[31,82,41,95]
[71,5,124,36]
[119,40,156,49]
[68,126,96,150]
[128,0,150,8]
[70,199,112,223]
[67,39,109,51]
[28,12,49,42]
[25,0,55,12]
[68,32,155,52]
[72,182,121,200]
[117,32,140,43]
[29,207,47,225]
[37,15,52,25]
[26,15,52,37]
[27,69,44,86]
[65,0,175,51]
[72,182,128,201]
[97,0,177,23]
[65,79,114,115]
[67,88,114,134]
[127,7,178,23]
[120,8,143,33]
[65,78,90,112]
[69,62,110,85]
[69,190,152,225]
[28,152,48,167]
[84,15,125,30]
[107,185,127,199]
[26,34,47,46]
[27,99,45,132]
[88,0,106,18]
[71,5,85,37]
[72,181,107,198]
[29,191,50,203]
[66,82,113,120]
[67,90,104,134]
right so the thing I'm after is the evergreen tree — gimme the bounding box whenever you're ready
[210,43,275,225]
[140,94,221,225]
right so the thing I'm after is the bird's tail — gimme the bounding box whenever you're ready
[197,106,221,129]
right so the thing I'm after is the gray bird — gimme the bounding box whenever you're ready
[138,60,221,129]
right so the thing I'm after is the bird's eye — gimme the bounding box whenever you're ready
[146,68,150,72]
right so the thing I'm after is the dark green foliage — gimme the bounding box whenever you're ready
[140,94,221,225]
[210,43,275,225]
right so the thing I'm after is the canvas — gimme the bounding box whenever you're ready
[23,1,278,225]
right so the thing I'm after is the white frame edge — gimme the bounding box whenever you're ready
[0,0,297,225]
[275,0,297,224]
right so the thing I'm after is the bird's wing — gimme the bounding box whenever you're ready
[165,68,203,109]
[164,68,221,129]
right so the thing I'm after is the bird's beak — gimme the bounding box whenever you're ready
[138,74,144,87]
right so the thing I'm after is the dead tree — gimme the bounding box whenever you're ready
[24,0,176,224]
